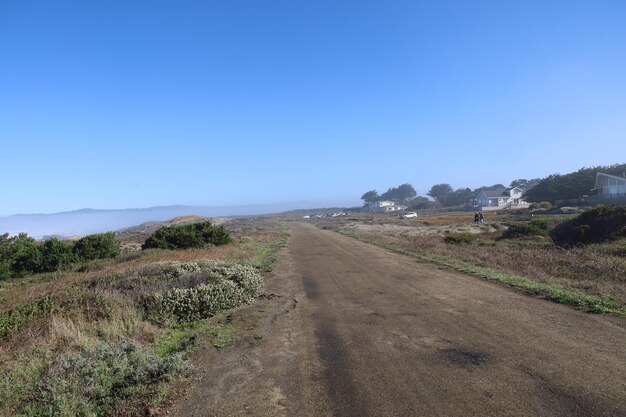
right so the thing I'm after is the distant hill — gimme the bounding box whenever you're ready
[0,203,308,238]
[525,163,626,202]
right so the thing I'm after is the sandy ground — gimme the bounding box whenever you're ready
[166,222,626,417]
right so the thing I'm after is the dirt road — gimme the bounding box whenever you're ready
[169,222,626,417]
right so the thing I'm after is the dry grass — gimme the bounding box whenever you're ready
[0,219,281,312]
[322,216,626,309]
[0,216,288,416]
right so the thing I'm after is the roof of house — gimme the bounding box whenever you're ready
[592,172,626,190]
[477,187,524,198]
[479,188,509,198]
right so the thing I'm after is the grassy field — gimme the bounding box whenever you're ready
[0,217,288,416]
[311,210,626,315]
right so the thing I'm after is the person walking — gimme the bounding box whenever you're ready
[474,212,479,224]
[479,212,484,224]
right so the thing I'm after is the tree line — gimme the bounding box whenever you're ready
[361,179,541,209]
[360,162,626,209]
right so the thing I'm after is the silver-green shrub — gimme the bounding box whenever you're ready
[141,261,264,323]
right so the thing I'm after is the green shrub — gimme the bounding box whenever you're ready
[0,261,11,280]
[502,220,549,239]
[530,201,553,210]
[40,237,76,272]
[142,221,231,250]
[0,296,54,340]
[142,262,264,323]
[1,341,185,416]
[443,232,475,245]
[73,232,120,261]
[0,233,42,278]
[550,205,626,246]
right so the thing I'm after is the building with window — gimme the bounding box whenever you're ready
[475,187,529,211]
[589,173,626,203]
[367,200,408,213]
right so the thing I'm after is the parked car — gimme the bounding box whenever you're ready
[399,212,417,219]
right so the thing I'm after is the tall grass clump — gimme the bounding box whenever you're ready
[142,221,231,250]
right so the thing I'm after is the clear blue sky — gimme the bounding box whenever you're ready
[1,0,625,215]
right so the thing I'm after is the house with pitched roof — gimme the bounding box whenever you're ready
[589,172,626,203]
[475,187,530,211]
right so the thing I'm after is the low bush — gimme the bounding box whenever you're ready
[142,221,231,250]
[141,261,264,323]
[502,220,549,239]
[0,295,55,340]
[530,201,553,210]
[550,205,626,246]
[443,232,475,245]
[73,232,121,261]
[1,341,185,416]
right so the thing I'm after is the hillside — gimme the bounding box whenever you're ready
[525,163,626,202]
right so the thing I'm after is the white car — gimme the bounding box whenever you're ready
[399,212,417,219]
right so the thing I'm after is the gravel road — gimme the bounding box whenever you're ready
[169,222,626,417]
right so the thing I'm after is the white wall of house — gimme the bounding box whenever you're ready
[368,200,407,213]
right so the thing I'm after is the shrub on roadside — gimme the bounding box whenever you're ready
[73,232,121,261]
[142,221,231,250]
[142,261,264,323]
[502,220,549,239]
[443,232,476,245]
[0,341,185,416]
[550,205,626,246]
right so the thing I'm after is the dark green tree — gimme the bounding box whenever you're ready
[446,188,475,207]
[360,190,379,203]
[427,184,453,206]
[396,183,417,204]
[510,178,541,191]
[473,184,506,193]
[40,237,76,272]
[0,233,42,277]
[73,232,120,261]
[408,196,432,209]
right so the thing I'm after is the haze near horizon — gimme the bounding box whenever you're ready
[2,1,626,216]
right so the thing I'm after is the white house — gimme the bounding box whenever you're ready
[475,187,529,211]
[368,200,408,213]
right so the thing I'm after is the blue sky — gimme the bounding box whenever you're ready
[1,0,625,215]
